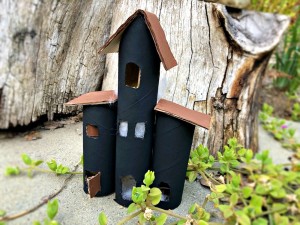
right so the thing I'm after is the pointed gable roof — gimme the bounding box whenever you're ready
[154,99,211,129]
[99,9,177,71]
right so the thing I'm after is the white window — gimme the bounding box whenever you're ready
[135,122,145,139]
[119,121,128,137]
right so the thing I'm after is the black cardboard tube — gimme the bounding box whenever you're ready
[83,104,117,196]
[115,14,160,206]
[152,112,195,209]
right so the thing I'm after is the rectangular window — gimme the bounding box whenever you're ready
[125,62,141,89]
[119,121,128,137]
[86,124,99,138]
[135,122,145,139]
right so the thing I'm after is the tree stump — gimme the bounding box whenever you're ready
[0,0,114,128]
[0,0,289,154]
[101,0,289,154]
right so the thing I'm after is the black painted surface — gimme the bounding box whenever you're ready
[115,14,161,206]
[83,104,117,196]
[152,112,195,209]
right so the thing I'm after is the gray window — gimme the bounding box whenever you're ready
[135,122,145,139]
[119,121,128,137]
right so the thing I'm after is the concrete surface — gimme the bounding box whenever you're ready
[0,120,299,224]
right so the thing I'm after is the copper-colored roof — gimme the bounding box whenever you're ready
[99,9,177,71]
[65,90,117,106]
[154,99,211,129]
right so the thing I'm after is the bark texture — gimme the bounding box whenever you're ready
[101,0,289,154]
[0,0,114,128]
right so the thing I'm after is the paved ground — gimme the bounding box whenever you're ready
[0,120,299,224]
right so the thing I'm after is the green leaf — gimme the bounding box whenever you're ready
[242,186,252,198]
[255,184,270,195]
[143,170,155,187]
[155,213,167,225]
[21,153,32,165]
[235,210,251,225]
[177,219,186,225]
[34,160,44,166]
[187,171,197,182]
[272,203,287,213]
[252,218,268,225]
[127,203,139,214]
[80,155,84,165]
[244,150,253,163]
[55,164,69,175]
[218,205,233,219]
[47,160,57,171]
[231,173,241,187]
[230,193,239,206]
[32,221,41,225]
[198,221,208,225]
[4,166,20,176]
[270,188,286,199]
[250,195,263,214]
[138,212,146,224]
[215,184,226,193]
[132,187,146,204]
[47,199,59,220]
[148,187,162,206]
[49,221,59,225]
[0,210,6,217]
[238,148,246,156]
[188,203,196,213]
[98,212,107,225]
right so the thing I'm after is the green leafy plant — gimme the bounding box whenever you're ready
[259,103,300,151]
[188,138,300,225]
[99,170,212,225]
[32,199,60,225]
[272,15,300,94]
[4,154,83,177]
[292,103,300,121]
[250,0,299,16]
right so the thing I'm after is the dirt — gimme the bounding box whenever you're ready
[259,69,299,119]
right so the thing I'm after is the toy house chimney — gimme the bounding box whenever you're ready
[153,99,211,209]
[65,90,117,197]
[99,10,177,206]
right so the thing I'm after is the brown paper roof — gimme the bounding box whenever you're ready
[99,9,177,71]
[65,90,117,106]
[154,99,211,129]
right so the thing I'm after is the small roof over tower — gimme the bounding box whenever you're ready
[155,99,211,129]
[99,9,177,71]
[65,90,117,106]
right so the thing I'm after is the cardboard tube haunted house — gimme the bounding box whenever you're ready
[99,10,177,206]
[66,9,211,209]
[65,91,117,197]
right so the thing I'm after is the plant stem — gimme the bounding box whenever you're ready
[255,206,287,218]
[203,171,222,185]
[117,210,142,225]
[23,167,83,175]
[149,206,187,220]
[199,171,211,186]
[202,195,209,208]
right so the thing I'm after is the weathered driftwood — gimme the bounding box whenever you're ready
[0,0,289,154]
[0,0,114,128]
[101,0,289,154]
